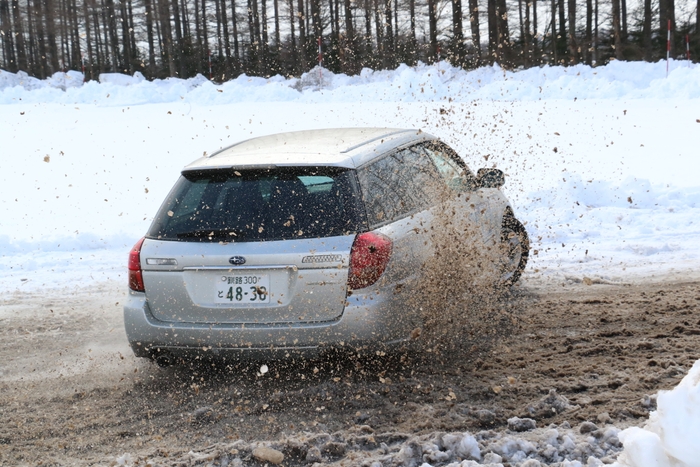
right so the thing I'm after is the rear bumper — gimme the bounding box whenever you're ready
[123,289,419,360]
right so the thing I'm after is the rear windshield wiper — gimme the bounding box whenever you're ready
[176,229,246,240]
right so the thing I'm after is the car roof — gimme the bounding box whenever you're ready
[183,128,437,171]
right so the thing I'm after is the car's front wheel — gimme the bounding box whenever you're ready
[499,215,529,286]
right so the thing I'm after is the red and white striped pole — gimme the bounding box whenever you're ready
[208,50,213,81]
[666,19,671,77]
[317,37,323,87]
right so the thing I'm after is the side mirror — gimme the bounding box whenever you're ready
[477,168,505,188]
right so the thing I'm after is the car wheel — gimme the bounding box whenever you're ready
[499,215,529,286]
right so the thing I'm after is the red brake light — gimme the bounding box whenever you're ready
[128,237,146,292]
[347,232,393,290]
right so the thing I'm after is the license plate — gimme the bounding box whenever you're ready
[215,275,270,303]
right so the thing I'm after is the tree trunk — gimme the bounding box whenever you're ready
[373,0,383,56]
[202,0,209,67]
[594,0,598,63]
[82,0,94,77]
[524,0,531,65]
[230,0,240,67]
[328,0,335,38]
[104,0,120,70]
[487,0,498,62]
[497,0,510,64]
[11,0,28,70]
[119,0,133,73]
[567,0,577,63]
[363,0,372,59]
[383,0,394,67]
[659,0,674,57]
[342,0,355,69]
[518,0,524,46]
[219,0,233,74]
[297,0,307,68]
[91,0,104,72]
[611,0,622,59]
[427,0,438,62]
[27,0,37,74]
[310,0,321,42]
[549,0,556,62]
[642,0,651,61]
[585,0,592,64]
[171,0,185,75]
[45,0,60,72]
[145,0,158,70]
[451,0,465,66]
[34,0,48,77]
[261,0,269,69]
[157,0,176,76]
[620,0,627,40]
[408,0,417,63]
[58,0,68,68]
[469,0,481,62]
[0,0,16,71]
[70,0,81,69]
[214,0,223,59]
[273,0,280,53]
[556,0,565,61]
[532,0,537,57]
[287,0,296,66]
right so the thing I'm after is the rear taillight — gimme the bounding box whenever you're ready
[128,237,146,292]
[347,232,393,290]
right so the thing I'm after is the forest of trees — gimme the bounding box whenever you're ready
[0,0,698,81]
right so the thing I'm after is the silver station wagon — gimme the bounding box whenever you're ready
[124,128,528,365]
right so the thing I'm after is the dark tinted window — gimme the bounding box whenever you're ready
[357,145,445,227]
[148,167,365,242]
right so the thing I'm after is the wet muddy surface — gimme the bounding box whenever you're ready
[1,277,698,465]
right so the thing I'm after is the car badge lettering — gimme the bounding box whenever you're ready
[229,256,246,265]
[302,254,343,264]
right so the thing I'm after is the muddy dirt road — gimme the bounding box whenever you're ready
[1,277,698,466]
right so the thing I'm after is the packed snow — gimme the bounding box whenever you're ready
[2,60,699,466]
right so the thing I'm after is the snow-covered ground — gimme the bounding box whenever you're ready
[2,60,699,466]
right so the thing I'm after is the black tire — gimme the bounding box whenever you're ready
[499,215,529,286]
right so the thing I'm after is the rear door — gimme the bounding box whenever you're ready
[356,144,446,296]
[140,168,364,325]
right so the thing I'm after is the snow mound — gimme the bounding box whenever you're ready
[613,360,700,467]
[2,60,700,105]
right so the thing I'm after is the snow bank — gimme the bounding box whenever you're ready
[2,60,700,105]
[521,175,700,283]
[613,360,700,467]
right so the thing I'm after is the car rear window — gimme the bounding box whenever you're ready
[148,167,367,242]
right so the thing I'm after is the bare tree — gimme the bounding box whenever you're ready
[451,0,465,65]
[642,0,652,60]
[468,0,480,62]
[612,0,622,59]
[427,0,438,62]
[12,0,28,69]
[659,0,675,57]
[567,0,577,63]
[0,0,16,71]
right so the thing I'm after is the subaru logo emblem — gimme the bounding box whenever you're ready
[229,256,246,265]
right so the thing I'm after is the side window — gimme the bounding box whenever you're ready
[358,145,444,227]
[422,142,478,192]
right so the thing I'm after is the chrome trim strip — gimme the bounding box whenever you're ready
[183,265,297,271]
